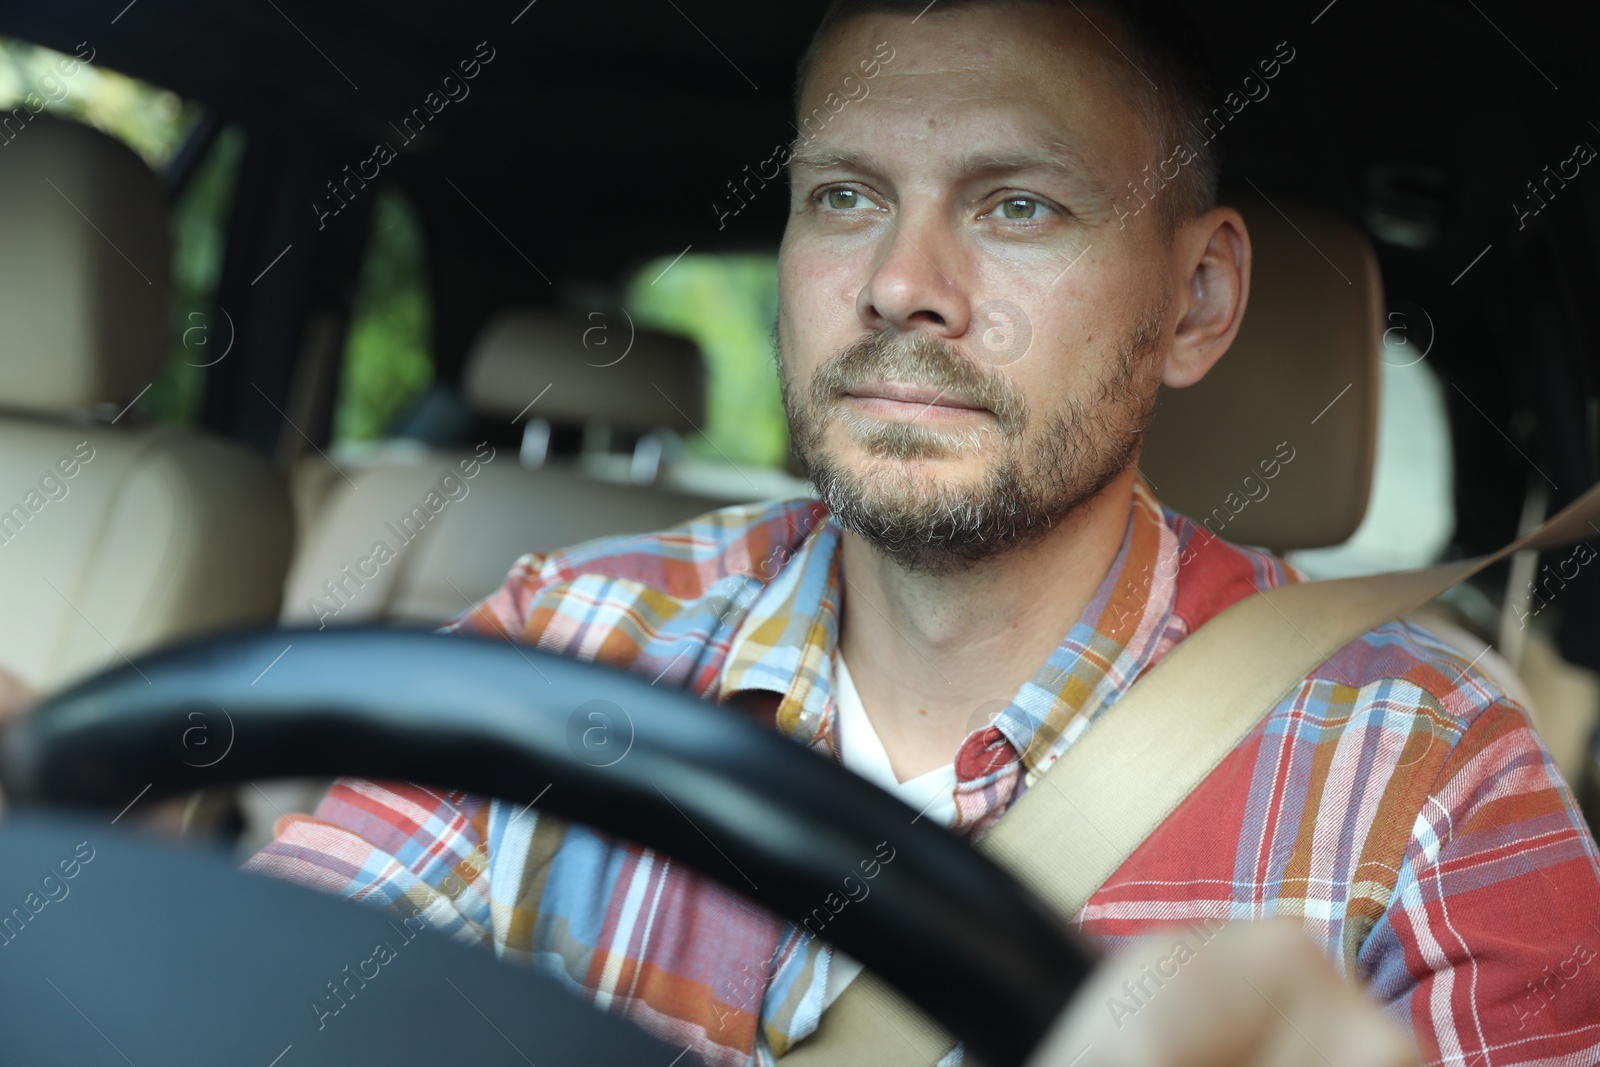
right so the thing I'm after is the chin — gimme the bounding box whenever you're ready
[839,447,989,493]
[814,465,1055,575]
[802,410,1138,574]
[829,412,992,464]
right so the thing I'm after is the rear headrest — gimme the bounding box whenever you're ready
[1140,191,1382,551]
[0,115,172,412]
[462,309,706,434]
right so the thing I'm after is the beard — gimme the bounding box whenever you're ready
[777,301,1168,576]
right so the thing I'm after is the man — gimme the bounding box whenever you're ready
[247,1,1600,1064]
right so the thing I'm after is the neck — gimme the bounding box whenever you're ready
[836,467,1138,781]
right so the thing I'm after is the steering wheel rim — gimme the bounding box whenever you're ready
[0,626,1096,1067]
[0,809,701,1066]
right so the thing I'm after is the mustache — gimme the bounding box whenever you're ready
[809,330,1027,433]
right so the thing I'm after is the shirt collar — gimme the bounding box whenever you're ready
[717,510,843,746]
[718,480,1182,772]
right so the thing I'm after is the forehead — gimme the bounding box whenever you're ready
[800,5,1152,174]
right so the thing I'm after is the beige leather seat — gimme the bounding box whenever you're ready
[0,117,294,694]
[1141,190,1382,551]
[279,309,731,629]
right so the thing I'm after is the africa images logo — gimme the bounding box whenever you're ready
[312,41,497,230]
[711,40,896,231]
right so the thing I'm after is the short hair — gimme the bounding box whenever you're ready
[792,0,1223,241]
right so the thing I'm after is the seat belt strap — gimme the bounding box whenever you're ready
[782,482,1600,1066]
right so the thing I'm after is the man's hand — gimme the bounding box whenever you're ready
[0,664,36,724]
[1030,918,1419,1067]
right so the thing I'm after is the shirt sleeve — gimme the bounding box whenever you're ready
[1360,698,1600,1064]
[437,551,551,641]
[242,552,553,939]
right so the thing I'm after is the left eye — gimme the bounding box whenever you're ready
[997,197,1046,220]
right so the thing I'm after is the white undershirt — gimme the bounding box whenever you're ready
[823,649,958,1008]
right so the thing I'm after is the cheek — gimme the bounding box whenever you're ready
[982,285,1084,382]
[779,252,863,352]
[1002,302,1140,412]
[1007,358,1082,424]
[781,234,867,300]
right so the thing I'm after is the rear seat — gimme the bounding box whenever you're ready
[280,308,742,630]
[244,309,766,850]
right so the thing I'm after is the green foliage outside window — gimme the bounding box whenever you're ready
[145,124,245,427]
[0,37,192,166]
[333,189,434,442]
[626,255,788,469]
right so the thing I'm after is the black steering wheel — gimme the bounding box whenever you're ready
[0,627,1096,1066]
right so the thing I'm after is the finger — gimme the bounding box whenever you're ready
[1205,920,1420,1067]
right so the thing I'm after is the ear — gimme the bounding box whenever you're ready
[1162,206,1250,389]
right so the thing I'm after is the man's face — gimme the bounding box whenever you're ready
[777,4,1176,573]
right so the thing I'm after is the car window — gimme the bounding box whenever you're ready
[625,252,787,469]
[332,187,434,443]
[0,36,193,165]
[144,124,247,426]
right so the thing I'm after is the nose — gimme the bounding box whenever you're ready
[856,215,972,342]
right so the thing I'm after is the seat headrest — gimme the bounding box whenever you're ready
[1139,191,1383,551]
[462,309,706,434]
[0,115,172,412]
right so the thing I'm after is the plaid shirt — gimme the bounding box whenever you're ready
[247,481,1600,1066]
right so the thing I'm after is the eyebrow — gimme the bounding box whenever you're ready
[787,140,1117,205]
[785,143,866,172]
[967,145,1120,205]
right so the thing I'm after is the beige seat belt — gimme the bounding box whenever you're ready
[783,482,1600,1067]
